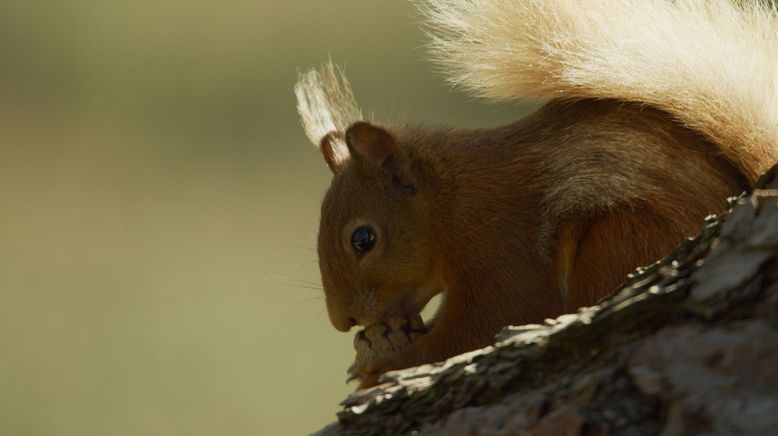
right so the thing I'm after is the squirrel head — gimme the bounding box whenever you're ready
[317,122,443,332]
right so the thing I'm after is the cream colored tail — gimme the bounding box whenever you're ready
[422,0,778,180]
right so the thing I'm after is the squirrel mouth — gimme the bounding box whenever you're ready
[400,294,427,319]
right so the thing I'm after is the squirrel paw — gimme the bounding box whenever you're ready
[347,314,426,388]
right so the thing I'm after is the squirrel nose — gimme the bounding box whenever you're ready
[329,312,357,332]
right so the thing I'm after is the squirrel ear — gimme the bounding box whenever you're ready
[345,122,397,167]
[320,131,350,174]
[345,122,415,190]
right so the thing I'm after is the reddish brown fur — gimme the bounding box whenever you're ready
[318,99,749,387]
[563,207,691,309]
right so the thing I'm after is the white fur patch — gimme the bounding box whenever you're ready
[294,61,363,168]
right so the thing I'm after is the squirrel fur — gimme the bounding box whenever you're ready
[294,0,778,388]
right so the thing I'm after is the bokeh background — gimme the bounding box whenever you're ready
[0,1,532,434]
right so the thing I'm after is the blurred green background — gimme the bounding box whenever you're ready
[0,1,531,434]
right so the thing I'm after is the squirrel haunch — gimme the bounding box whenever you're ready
[296,0,778,388]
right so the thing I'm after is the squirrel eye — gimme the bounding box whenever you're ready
[351,226,376,254]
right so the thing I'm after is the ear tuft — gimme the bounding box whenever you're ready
[294,61,362,173]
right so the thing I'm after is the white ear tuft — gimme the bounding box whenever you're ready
[294,61,363,169]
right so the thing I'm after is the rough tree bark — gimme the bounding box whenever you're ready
[316,165,778,436]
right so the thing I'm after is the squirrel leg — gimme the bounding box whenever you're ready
[561,207,689,310]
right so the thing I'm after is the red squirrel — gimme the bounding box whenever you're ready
[294,0,778,388]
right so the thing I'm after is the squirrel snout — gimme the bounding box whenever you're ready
[328,310,357,332]
[326,292,379,332]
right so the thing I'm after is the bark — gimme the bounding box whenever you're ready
[316,165,778,436]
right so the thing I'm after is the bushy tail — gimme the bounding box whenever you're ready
[422,0,778,180]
